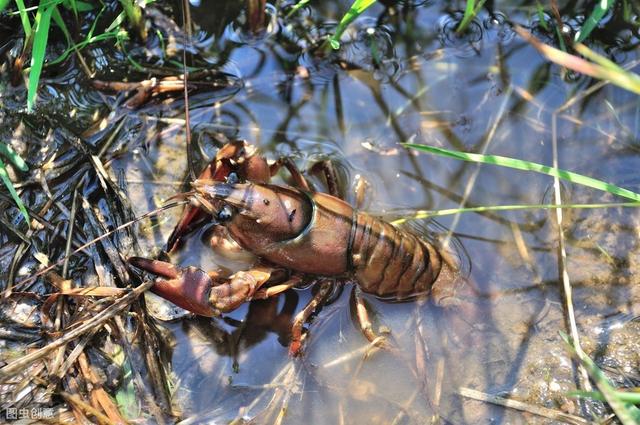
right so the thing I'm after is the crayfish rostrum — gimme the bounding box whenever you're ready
[130,140,466,355]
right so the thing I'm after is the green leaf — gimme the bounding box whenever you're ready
[553,21,566,52]
[456,0,486,34]
[119,0,145,39]
[535,2,549,31]
[27,2,56,112]
[285,0,310,19]
[14,0,32,37]
[328,0,376,50]
[570,390,640,404]
[515,26,640,95]
[0,143,28,171]
[575,0,615,43]
[0,0,11,13]
[75,0,93,11]
[561,332,640,425]
[61,0,92,12]
[403,143,640,202]
[0,157,30,224]
[48,3,122,66]
[52,5,71,45]
[390,202,640,225]
[48,29,123,66]
[66,0,77,17]
[105,10,126,33]
[114,357,141,419]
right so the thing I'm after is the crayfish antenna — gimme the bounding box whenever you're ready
[191,192,218,214]
[167,191,196,202]
[192,179,235,198]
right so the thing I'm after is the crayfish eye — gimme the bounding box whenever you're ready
[226,172,239,185]
[217,205,234,222]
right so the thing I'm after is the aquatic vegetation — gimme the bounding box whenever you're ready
[516,25,640,95]
[575,0,615,43]
[456,0,487,34]
[328,0,376,49]
[404,143,640,202]
[0,142,28,222]
[563,332,640,425]
[7,0,138,111]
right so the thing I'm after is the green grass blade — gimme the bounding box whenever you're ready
[48,29,124,66]
[0,0,10,13]
[574,43,638,76]
[105,11,125,33]
[72,0,93,11]
[456,0,476,33]
[535,2,548,30]
[52,5,71,45]
[390,202,640,225]
[285,0,310,18]
[48,3,120,66]
[0,157,30,224]
[65,0,77,18]
[575,0,615,43]
[553,21,566,51]
[570,390,640,404]
[561,332,640,425]
[456,0,486,34]
[514,25,640,95]
[27,2,56,112]
[403,143,640,202]
[119,0,145,39]
[14,0,32,37]
[329,0,376,50]
[62,0,92,12]
[0,143,28,171]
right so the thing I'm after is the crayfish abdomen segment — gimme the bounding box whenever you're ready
[351,213,444,300]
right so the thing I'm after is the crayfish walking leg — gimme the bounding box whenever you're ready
[289,281,334,356]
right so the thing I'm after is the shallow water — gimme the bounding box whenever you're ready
[2,0,640,423]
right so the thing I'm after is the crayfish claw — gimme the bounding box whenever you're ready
[128,257,180,279]
[209,270,267,313]
[129,257,221,317]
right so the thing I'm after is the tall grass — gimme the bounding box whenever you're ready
[285,0,310,19]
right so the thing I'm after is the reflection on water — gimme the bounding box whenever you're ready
[2,0,640,423]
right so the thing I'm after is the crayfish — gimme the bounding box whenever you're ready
[129,141,464,355]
